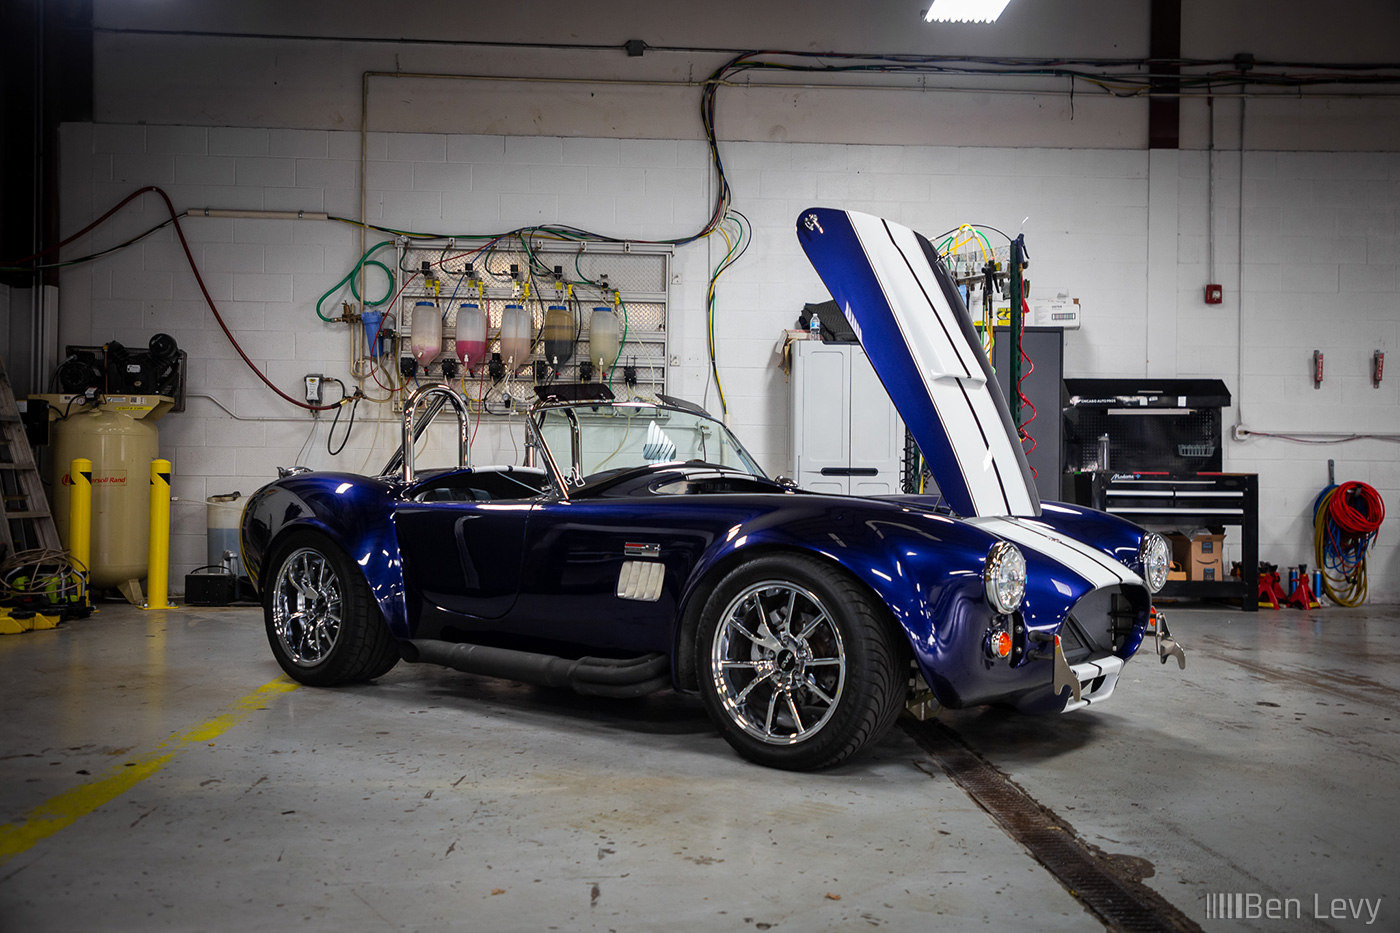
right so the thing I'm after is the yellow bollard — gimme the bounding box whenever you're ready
[146,459,172,610]
[69,458,93,608]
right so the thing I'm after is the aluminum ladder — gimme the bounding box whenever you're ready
[0,354,60,559]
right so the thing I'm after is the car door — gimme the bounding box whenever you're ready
[394,500,534,636]
[507,496,718,655]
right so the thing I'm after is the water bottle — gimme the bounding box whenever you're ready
[809,312,822,342]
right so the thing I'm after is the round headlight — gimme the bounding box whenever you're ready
[1139,532,1170,593]
[984,542,1026,614]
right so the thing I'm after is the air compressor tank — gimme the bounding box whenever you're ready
[45,395,172,590]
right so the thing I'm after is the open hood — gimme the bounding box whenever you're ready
[796,208,1039,518]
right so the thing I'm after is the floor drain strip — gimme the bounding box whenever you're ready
[904,719,1203,933]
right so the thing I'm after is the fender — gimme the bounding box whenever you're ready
[671,495,1091,708]
[241,473,412,637]
[1022,499,1152,660]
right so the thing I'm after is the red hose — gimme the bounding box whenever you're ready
[1016,294,1037,475]
[38,186,343,412]
[155,187,344,412]
[1328,481,1385,535]
[3,188,154,265]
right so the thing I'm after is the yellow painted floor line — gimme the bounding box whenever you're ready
[0,678,299,866]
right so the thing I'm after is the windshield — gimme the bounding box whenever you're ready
[535,402,766,486]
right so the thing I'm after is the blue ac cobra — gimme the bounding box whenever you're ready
[241,208,1185,771]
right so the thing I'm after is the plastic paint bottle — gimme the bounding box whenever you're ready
[454,302,487,371]
[499,304,531,368]
[410,300,442,365]
[589,307,620,374]
[543,305,574,366]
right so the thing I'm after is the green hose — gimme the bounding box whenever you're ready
[316,240,396,322]
[607,296,629,390]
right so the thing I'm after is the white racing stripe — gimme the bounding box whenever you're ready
[850,214,980,382]
[844,212,1037,518]
[967,516,1142,589]
[1063,655,1124,712]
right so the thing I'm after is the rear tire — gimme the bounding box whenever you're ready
[696,554,907,771]
[263,530,400,686]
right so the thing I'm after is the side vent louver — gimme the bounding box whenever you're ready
[617,561,665,602]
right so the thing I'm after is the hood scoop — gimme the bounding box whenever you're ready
[797,208,1039,518]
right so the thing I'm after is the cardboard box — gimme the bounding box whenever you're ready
[1169,533,1227,582]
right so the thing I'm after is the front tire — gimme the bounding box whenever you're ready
[696,554,907,771]
[263,530,400,686]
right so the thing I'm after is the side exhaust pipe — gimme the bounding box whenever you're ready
[402,639,671,698]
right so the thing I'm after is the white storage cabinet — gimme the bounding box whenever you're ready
[790,340,904,496]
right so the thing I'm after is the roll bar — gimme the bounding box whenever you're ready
[399,384,469,485]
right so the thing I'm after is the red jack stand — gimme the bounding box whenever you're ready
[1284,565,1321,610]
[1258,564,1289,609]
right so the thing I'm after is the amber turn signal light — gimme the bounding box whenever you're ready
[992,631,1013,659]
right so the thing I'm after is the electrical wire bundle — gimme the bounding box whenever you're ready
[935,224,998,357]
[0,548,85,613]
[1313,481,1385,607]
[932,223,1037,473]
[704,211,750,416]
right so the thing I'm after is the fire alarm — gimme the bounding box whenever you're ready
[1204,284,1223,304]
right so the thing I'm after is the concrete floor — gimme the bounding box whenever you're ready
[0,602,1395,932]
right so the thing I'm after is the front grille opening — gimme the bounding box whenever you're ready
[1109,592,1141,652]
[1067,585,1150,658]
[1058,616,1094,663]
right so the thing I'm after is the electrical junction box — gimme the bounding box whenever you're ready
[994,292,1081,329]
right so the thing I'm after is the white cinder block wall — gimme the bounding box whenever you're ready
[40,0,1400,600]
[1176,148,1399,593]
[57,127,1160,587]
[56,127,1398,598]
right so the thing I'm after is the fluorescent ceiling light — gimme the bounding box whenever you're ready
[924,0,1013,23]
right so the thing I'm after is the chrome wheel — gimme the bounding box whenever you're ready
[709,580,847,745]
[271,547,343,667]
